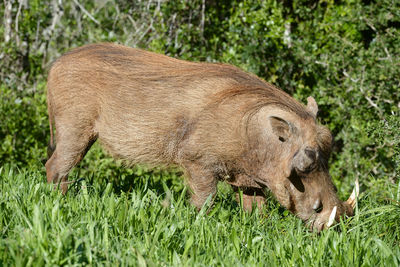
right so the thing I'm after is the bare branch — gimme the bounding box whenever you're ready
[3,0,13,44]
[200,0,205,39]
[14,0,23,46]
[73,0,100,25]
[127,14,138,32]
[359,66,383,117]
[284,22,292,48]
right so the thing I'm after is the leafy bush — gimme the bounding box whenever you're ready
[0,0,398,186]
[0,83,48,167]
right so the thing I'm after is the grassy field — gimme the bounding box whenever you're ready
[1,156,399,266]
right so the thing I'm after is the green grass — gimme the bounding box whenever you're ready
[0,162,399,266]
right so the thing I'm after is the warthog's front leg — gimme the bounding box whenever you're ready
[183,162,217,210]
[45,118,97,194]
[234,187,266,211]
[226,173,266,211]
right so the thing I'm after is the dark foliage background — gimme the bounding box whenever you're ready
[1,0,399,194]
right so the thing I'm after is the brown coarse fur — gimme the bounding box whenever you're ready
[46,43,352,231]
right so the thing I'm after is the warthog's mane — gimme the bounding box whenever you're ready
[210,84,313,120]
[205,73,314,140]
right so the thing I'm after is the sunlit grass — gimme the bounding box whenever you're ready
[0,164,399,266]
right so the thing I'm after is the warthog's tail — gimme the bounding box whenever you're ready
[47,98,56,159]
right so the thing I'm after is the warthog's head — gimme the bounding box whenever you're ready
[246,96,358,231]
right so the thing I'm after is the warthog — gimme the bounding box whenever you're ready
[46,43,358,231]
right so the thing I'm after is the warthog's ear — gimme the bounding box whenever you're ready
[307,96,318,118]
[317,125,333,158]
[269,116,291,142]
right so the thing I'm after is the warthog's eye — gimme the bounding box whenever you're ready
[279,136,286,142]
[304,148,316,161]
[313,200,323,213]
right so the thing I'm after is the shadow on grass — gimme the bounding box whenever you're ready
[63,153,286,217]
[69,165,185,197]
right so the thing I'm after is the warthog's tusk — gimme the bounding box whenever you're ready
[346,178,360,209]
[326,206,337,228]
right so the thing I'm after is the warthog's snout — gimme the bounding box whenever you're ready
[308,178,359,232]
[292,147,319,174]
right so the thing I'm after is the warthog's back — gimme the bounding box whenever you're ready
[47,43,265,165]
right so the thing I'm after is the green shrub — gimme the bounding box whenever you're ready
[0,0,398,187]
[0,83,48,167]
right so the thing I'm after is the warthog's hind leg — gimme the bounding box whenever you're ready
[45,120,97,194]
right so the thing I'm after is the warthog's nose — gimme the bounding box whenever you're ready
[305,147,316,161]
[313,198,323,213]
